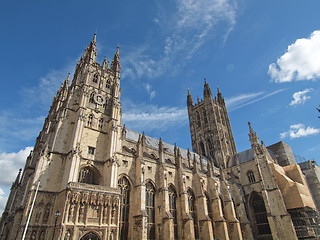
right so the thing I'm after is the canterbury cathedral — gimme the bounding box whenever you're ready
[1,35,320,240]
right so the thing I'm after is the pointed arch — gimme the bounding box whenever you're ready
[78,166,99,185]
[80,231,101,240]
[249,192,271,236]
[202,107,208,124]
[118,176,131,240]
[196,111,201,127]
[93,73,99,83]
[247,170,256,183]
[106,78,111,88]
[187,188,199,239]
[89,92,95,103]
[200,141,206,157]
[98,118,103,130]
[207,139,214,158]
[168,185,178,239]
[146,181,156,240]
[87,114,93,127]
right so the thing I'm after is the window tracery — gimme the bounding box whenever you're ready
[106,79,111,88]
[247,171,256,183]
[118,177,130,240]
[93,73,98,83]
[251,193,271,235]
[98,118,103,130]
[200,141,206,157]
[78,167,98,185]
[146,182,156,240]
[87,114,93,127]
[89,92,95,103]
[203,108,208,124]
[188,189,198,239]
[169,186,178,239]
[196,111,201,127]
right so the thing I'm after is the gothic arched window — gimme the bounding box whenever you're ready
[106,79,111,88]
[146,182,156,240]
[203,108,208,124]
[93,73,98,83]
[196,111,201,127]
[80,232,100,240]
[207,139,214,158]
[251,193,271,236]
[169,186,178,239]
[247,171,256,183]
[118,177,130,240]
[187,189,199,239]
[200,141,206,157]
[78,167,98,185]
[87,114,93,127]
[89,92,95,103]
[98,118,103,130]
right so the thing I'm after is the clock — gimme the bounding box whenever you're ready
[93,93,106,105]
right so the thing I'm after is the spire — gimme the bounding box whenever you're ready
[248,122,259,146]
[64,73,70,86]
[203,77,212,99]
[141,131,146,145]
[14,168,22,186]
[248,122,262,158]
[187,89,194,106]
[159,138,163,152]
[103,56,107,69]
[81,34,97,64]
[111,46,121,75]
[217,87,224,103]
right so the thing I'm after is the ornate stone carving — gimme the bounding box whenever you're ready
[68,203,74,222]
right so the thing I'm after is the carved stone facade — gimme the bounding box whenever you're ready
[0,35,319,240]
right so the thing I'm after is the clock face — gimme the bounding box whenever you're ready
[93,93,106,105]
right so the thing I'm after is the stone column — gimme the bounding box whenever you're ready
[176,147,194,240]
[158,139,174,240]
[132,134,148,239]
[208,178,229,240]
[192,158,213,240]
[231,183,254,240]
[220,180,242,240]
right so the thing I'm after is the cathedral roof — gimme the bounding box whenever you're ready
[126,128,209,165]
[228,148,276,167]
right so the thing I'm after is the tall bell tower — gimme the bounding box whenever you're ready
[0,35,123,240]
[187,79,236,168]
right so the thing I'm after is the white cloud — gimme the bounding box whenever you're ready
[21,62,76,109]
[122,100,188,132]
[269,30,320,83]
[280,124,320,139]
[122,0,237,79]
[0,187,7,215]
[289,88,313,105]
[145,83,156,100]
[0,147,33,186]
[226,89,286,111]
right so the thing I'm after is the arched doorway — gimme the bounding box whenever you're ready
[80,232,100,240]
[250,192,271,236]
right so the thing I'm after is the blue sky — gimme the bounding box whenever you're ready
[0,0,319,213]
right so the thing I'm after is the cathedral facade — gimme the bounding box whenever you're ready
[0,35,319,240]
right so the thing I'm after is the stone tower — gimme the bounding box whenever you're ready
[187,79,236,168]
[0,34,122,240]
